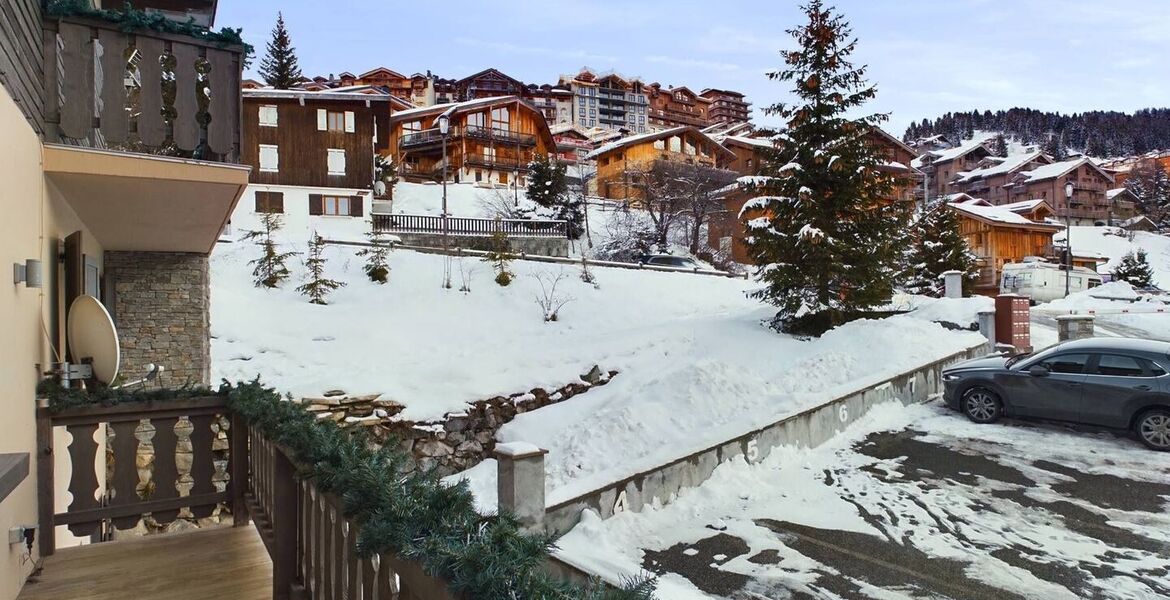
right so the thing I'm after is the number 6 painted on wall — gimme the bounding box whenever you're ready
[838,404,849,423]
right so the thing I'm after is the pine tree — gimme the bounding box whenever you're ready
[297,233,345,304]
[743,0,909,335]
[1112,249,1154,288]
[903,199,978,296]
[1042,132,1067,160]
[990,134,1008,158]
[1125,159,1170,224]
[483,227,514,286]
[242,211,296,288]
[356,229,391,284]
[526,154,585,239]
[259,12,302,89]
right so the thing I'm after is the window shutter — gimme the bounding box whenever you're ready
[308,194,324,215]
[272,192,284,213]
[349,195,363,217]
[344,111,356,133]
[254,191,266,212]
[317,109,327,131]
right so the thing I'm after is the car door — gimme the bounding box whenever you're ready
[1079,354,1156,428]
[1010,353,1090,421]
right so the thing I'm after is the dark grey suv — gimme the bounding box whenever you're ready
[942,338,1170,450]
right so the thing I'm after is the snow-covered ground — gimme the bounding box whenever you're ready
[555,401,1170,599]
[1054,226,1170,288]
[213,204,988,510]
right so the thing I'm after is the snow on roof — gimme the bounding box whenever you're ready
[390,95,521,121]
[912,132,996,168]
[722,135,774,149]
[955,150,1046,183]
[1020,157,1114,184]
[1107,187,1134,200]
[949,200,1061,229]
[243,87,392,102]
[585,126,733,160]
[999,199,1049,213]
[1120,215,1156,228]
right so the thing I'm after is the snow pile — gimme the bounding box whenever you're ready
[905,295,994,327]
[1054,226,1170,287]
[1040,280,1161,312]
[388,181,504,218]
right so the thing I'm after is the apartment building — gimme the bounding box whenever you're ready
[1005,158,1117,226]
[390,96,555,187]
[587,126,733,201]
[646,84,711,130]
[699,88,751,125]
[559,69,649,133]
[524,83,574,125]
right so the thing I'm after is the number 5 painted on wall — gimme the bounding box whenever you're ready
[746,439,759,463]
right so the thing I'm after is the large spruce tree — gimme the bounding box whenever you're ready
[903,199,977,296]
[1112,249,1154,288]
[259,12,302,89]
[744,0,908,334]
[1125,159,1170,224]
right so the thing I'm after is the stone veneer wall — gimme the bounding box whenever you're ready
[103,251,211,386]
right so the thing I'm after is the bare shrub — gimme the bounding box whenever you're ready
[532,270,575,322]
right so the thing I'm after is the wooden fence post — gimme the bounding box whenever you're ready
[272,450,299,600]
[230,412,249,526]
[35,402,55,557]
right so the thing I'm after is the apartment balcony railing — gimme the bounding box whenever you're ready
[649,108,706,127]
[373,213,568,238]
[463,125,537,147]
[463,153,532,171]
[42,16,244,162]
[399,127,456,150]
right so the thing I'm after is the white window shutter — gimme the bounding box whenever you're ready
[328,149,346,175]
[259,145,279,172]
[317,109,327,131]
[344,111,355,133]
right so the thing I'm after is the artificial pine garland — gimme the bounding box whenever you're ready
[39,378,657,598]
[44,0,251,52]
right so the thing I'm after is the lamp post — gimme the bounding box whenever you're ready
[1064,180,1074,297]
[439,113,451,288]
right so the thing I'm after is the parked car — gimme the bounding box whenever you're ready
[640,254,699,269]
[942,338,1170,451]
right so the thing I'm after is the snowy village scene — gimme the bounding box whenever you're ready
[3,1,1170,600]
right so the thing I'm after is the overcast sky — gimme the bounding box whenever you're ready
[222,0,1170,136]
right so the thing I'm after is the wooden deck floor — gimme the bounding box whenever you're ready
[18,526,271,600]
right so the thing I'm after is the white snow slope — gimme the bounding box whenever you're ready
[1055,226,1170,287]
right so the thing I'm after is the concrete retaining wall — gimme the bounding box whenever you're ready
[541,342,991,535]
[391,232,571,258]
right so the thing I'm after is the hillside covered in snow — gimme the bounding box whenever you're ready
[1055,226,1170,287]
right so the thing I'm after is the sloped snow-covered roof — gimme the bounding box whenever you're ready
[1019,157,1115,184]
[722,135,774,149]
[999,199,1050,214]
[955,150,1048,183]
[1107,187,1136,200]
[912,132,996,168]
[390,95,524,123]
[585,126,734,160]
[243,87,392,102]
[948,199,1061,229]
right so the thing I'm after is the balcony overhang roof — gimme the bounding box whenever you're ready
[43,144,250,254]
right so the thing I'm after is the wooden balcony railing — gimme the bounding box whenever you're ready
[400,127,457,149]
[463,153,531,172]
[42,16,244,162]
[245,423,458,600]
[373,213,568,238]
[463,125,537,147]
[35,395,245,557]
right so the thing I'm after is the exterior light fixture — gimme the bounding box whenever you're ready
[13,259,42,288]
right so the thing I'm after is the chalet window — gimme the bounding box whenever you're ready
[255,191,284,213]
[653,139,665,150]
[327,111,345,132]
[468,112,486,128]
[491,107,510,129]
[475,170,483,182]
[746,158,753,168]
[323,195,350,216]
[669,137,681,152]
[258,105,278,127]
[403,120,422,133]
[578,98,585,106]
[684,140,696,156]
[327,149,346,175]
[258,144,279,172]
[499,171,508,185]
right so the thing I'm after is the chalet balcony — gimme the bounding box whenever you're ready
[19,395,459,600]
[399,127,454,150]
[42,15,244,163]
[463,125,537,147]
[463,153,531,171]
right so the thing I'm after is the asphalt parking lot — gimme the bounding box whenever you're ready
[637,403,1170,599]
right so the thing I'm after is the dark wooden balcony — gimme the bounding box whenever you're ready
[463,125,537,147]
[399,127,455,150]
[373,213,568,238]
[21,396,458,600]
[42,15,244,162]
[463,152,531,172]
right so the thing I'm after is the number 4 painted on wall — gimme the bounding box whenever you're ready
[613,490,627,515]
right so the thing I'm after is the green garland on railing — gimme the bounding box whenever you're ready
[44,0,252,54]
[37,378,218,413]
[221,378,657,598]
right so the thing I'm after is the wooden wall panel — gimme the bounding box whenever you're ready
[0,0,43,133]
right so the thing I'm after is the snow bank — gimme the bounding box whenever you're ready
[905,295,994,327]
[1055,226,1170,288]
[1040,280,1160,311]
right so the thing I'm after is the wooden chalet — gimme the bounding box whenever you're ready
[720,135,773,176]
[390,96,555,187]
[699,88,750,125]
[949,150,1051,204]
[947,197,1063,294]
[455,68,526,102]
[869,128,925,203]
[586,126,734,201]
[646,84,711,130]
[549,123,593,165]
[1003,157,1116,225]
[913,137,993,199]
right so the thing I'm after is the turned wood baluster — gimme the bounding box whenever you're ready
[107,419,144,531]
[64,423,101,539]
[149,417,182,524]
[135,36,166,148]
[188,414,218,519]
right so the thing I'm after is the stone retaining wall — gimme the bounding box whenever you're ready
[391,232,570,258]
[303,366,615,477]
[542,342,991,535]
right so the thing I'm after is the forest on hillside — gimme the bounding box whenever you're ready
[903,108,1170,158]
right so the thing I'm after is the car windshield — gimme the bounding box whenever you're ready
[1004,352,1033,368]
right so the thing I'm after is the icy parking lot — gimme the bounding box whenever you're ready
[556,402,1170,599]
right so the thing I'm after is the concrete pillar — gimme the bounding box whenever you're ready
[494,442,547,533]
[977,310,996,345]
[941,270,963,299]
[1056,315,1094,342]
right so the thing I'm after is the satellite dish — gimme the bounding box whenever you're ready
[67,295,121,385]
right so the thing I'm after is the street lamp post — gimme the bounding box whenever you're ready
[439,114,451,288]
[1064,180,1074,297]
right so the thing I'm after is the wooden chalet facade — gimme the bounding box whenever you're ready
[949,150,1052,205]
[869,128,925,204]
[948,197,1063,294]
[720,135,773,176]
[699,88,750,125]
[549,123,593,165]
[913,139,993,199]
[646,84,711,130]
[455,68,525,102]
[586,126,734,201]
[1003,157,1116,225]
[390,96,555,187]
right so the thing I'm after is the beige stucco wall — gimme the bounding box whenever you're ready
[0,84,105,600]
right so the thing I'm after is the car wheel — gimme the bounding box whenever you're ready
[1134,409,1170,451]
[962,387,1002,424]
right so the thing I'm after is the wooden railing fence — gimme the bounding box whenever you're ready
[35,396,245,557]
[372,213,568,239]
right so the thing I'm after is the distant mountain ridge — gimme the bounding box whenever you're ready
[903,108,1170,159]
